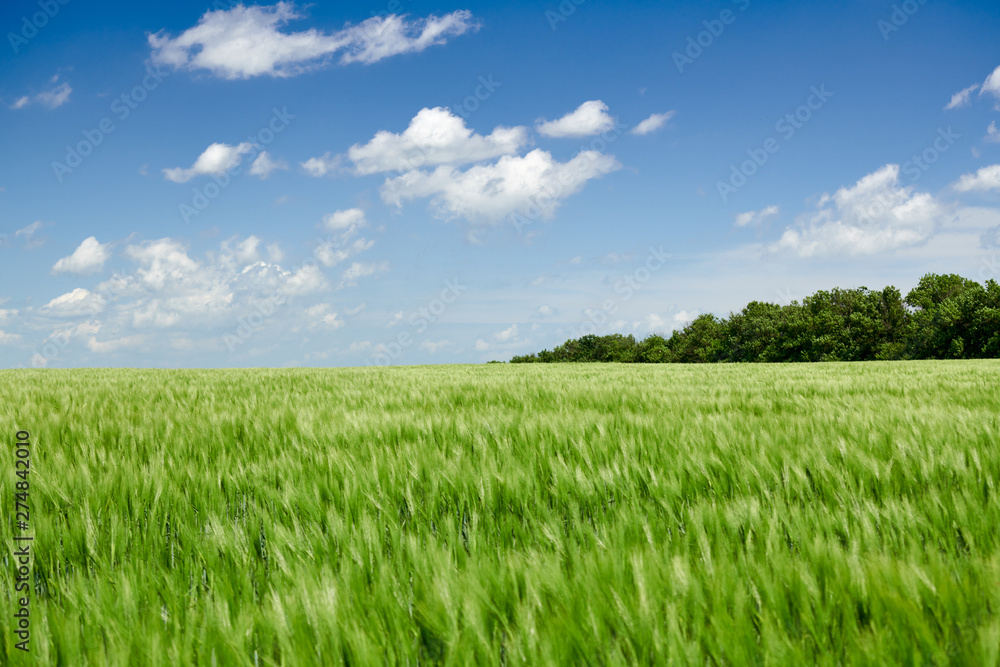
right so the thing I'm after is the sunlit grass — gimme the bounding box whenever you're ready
[2,362,999,665]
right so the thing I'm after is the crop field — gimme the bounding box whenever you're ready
[2,362,1000,665]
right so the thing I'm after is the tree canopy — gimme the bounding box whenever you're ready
[510,274,1000,364]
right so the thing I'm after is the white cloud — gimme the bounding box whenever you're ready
[283,264,329,296]
[338,261,388,288]
[381,148,621,223]
[536,305,555,317]
[769,164,945,257]
[15,220,45,249]
[124,239,204,291]
[315,209,373,268]
[10,76,72,109]
[0,308,17,324]
[987,121,1000,144]
[163,142,253,182]
[315,238,374,268]
[105,237,328,330]
[735,205,779,228]
[301,152,341,177]
[86,334,146,354]
[305,303,344,330]
[420,339,451,353]
[249,151,288,178]
[981,64,1000,102]
[673,310,699,325]
[52,237,111,275]
[219,235,262,266]
[318,312,343,329]
[347,107,528,175]
[304,303,328,317]
[36,81,72,108]
[945,84,979,110]
[345,302,366,316]
[323,208,367,231]
[32,234,352,348]
[494,323,517,342]
[474,339,490,351]
[537,100,614,138]
[42,288,106,318]
[954,164,1000,192]
[148,4,477,79]
[0,330,21,344]
[630,111,674,136]
[633,313,670,332]
[266,243,284,262]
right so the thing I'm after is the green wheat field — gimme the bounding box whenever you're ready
[2,362,1000,665]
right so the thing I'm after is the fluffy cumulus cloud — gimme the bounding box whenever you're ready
[42,288,107,318]
[300,152,341,177]
[148,3,477,79]
[345,107,528,175]
[52,237,111,275]
[381,148,621,223]
[50,236,346,337]
[324,208,366,231]
[769,164,946,257]
[954,164,1000,192]
[537,100,614,138]
[988,121,1000,144]
[163,142,253,182]
[249,151,288,179]
[10,75,72,110]
[630,111,674,136]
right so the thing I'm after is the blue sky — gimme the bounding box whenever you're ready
[1,0,999,368]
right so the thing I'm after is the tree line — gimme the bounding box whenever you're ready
[510,273,1000,363]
